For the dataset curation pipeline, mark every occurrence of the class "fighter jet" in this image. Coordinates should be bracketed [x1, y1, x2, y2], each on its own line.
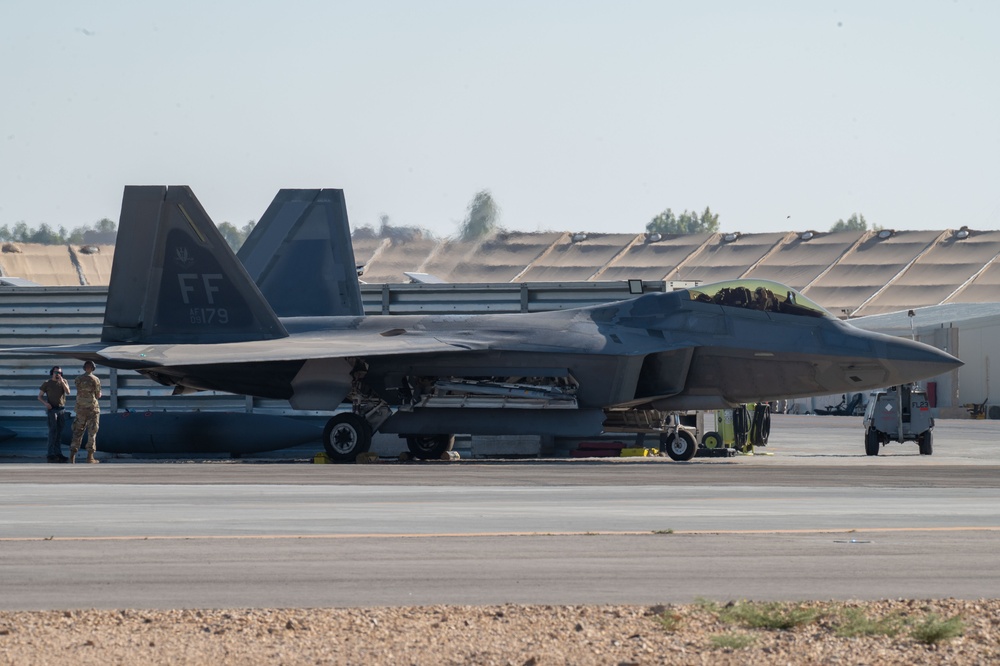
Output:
[19, 186, 962, 461]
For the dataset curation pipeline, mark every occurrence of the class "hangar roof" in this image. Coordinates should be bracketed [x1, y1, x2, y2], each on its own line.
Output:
[0, 243, 113, 286]
[355, 226, 1000, 319]
[6, 227, 1000, 319]
[853, 302, 1000, 336]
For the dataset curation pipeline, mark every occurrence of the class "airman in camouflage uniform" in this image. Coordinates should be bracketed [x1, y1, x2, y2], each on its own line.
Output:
[70, 360, 102, 464]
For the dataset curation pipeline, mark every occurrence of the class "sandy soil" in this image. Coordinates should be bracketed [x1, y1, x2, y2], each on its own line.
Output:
[2, 598, 997, 665]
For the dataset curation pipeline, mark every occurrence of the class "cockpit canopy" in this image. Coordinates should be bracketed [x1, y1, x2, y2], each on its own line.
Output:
[685, 279, 831, 319]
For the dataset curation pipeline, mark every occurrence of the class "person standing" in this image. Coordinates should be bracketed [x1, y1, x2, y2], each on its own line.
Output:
[38, 366, 70, 463]
[70, 360, 102, 464]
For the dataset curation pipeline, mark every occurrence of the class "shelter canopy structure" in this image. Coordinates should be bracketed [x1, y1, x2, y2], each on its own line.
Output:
[8, 215, 1000, 319]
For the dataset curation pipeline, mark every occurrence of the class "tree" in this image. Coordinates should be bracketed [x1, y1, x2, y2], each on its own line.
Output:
[28, 223, 61, 244]
[830, 213, 867, 232]
[67, 227, 87, 244]
[11, 222, 29, 242]
[351, 213, 431, 242]
[0, 217, 119, 245]
[217, 222, 241, 250]
[77, 218, 117, 244]
[352, 223, 378, 240]
[240, 220, 255, 240]
[216, 220, 256, 251]
[646, 206, 720, 235]
[459, 190, 501, 240]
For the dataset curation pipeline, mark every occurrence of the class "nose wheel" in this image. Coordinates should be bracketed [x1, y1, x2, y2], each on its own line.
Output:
[661, 429, 698, 461]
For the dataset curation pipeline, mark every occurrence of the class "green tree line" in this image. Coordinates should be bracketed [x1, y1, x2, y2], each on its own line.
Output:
[646, 207, 720, 235]
[3, 199, 875, 247]
[829, 213, 878, 232]
[0, 218, 258, 251]
[644, 207, 875, 235]
[0, 218, 118, 244]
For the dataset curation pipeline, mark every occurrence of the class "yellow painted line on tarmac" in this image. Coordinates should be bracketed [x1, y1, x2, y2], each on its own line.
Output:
[3, 525, 1000, 542]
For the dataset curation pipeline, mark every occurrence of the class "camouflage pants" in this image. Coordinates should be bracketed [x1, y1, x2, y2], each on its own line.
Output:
[71, 408, 100, 453]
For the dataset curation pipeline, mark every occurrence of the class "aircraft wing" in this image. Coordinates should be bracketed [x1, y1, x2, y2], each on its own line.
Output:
[12, 329, 494, 369]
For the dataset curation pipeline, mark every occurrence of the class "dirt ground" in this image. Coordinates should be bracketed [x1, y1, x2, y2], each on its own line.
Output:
[2, 598, 997, 665]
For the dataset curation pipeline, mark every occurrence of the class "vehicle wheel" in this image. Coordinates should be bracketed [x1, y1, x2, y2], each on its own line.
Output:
[865, 427, 879, 456]
[662, 429, 697, 462]
[406, 434, 455, 460]
[918, 430, 933, 455]
[750, 403, 771, 446]
[701, 430, 723, 449]
[323, 413, 372, 462]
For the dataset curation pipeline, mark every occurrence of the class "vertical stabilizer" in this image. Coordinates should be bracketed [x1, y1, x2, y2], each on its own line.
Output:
[102, 186, 288, 344]
[237, 189, 364, 317]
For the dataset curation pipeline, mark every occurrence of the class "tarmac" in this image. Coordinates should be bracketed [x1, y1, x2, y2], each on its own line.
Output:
[1, 414, 999, 610]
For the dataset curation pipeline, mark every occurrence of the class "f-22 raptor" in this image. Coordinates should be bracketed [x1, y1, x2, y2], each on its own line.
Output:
[27, 186, 962, 461]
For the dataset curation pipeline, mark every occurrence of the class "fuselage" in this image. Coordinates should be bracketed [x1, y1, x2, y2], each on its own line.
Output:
[125, 280, 962, 412]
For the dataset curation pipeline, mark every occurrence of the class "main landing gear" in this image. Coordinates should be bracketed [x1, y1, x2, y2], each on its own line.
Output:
[322, 364, 456, 463]
[322, 413, 372, 462]
[322, 415, 456, 462]
[405, 434, 456, 459]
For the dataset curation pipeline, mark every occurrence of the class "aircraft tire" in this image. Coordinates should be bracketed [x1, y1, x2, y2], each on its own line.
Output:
[865, 427, 880, 456]
[701, 431, 723, 449]
[323, 413, 373, 462]
[405, 434, 455, 460]
[918, 430, 933, 456]
[662, 430, 697, 462]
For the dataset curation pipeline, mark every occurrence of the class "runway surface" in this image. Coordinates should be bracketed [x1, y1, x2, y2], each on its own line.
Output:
[2, 415, 999, 610]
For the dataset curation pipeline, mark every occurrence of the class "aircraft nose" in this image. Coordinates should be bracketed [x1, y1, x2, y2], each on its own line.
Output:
[880, 335, 963, 385]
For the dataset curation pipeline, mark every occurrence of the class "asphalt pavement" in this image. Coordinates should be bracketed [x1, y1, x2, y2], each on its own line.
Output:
[1, 415, 999, 610]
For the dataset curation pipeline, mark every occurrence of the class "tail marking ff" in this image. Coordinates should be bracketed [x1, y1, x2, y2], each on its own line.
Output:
[102, 186, 288, 344]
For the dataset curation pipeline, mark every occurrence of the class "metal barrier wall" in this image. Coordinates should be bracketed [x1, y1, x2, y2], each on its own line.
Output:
[0, 281, 666, 442]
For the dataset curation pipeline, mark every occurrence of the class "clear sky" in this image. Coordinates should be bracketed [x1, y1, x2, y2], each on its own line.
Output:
[2, 1, 997, 238]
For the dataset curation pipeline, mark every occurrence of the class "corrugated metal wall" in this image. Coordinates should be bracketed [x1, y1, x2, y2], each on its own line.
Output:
[0, 287, 248, 441]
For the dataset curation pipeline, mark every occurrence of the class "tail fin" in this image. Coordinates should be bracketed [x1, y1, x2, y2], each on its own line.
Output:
[102, 186, 288, 344]
[237, 189, 364, 317]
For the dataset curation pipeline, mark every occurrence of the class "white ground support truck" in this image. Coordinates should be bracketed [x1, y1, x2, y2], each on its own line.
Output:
[863, 385, 934, 456]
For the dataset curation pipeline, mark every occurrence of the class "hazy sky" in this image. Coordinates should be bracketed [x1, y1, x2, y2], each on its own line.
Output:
[2, 1, 997, 238]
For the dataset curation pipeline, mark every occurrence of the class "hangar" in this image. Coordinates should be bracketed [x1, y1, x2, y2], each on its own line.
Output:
[349, 226, 1000, 319]
[6, 225, 999, 318]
